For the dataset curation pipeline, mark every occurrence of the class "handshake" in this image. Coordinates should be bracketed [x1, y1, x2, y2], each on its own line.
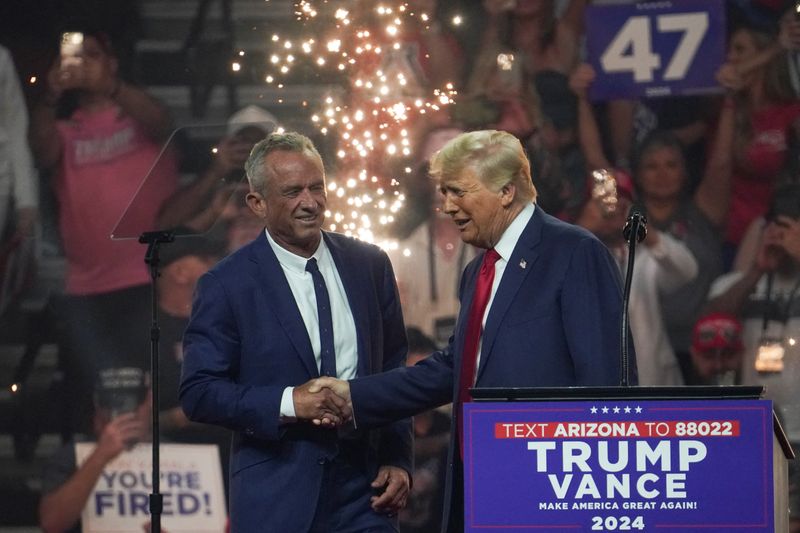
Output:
[293, 377, 353, 427]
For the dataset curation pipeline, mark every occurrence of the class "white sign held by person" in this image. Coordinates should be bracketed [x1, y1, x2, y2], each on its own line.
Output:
[75, 443, 226, 533]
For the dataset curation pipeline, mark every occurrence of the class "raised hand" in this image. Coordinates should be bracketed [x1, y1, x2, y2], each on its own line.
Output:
[715, 63, 744, 93]
[95, 412, 147, 461]
[569, 63, 596, 99]
[293, 379, 351, 426]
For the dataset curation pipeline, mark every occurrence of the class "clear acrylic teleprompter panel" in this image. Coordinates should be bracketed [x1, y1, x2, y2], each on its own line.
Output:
[110, 122, 270, 241]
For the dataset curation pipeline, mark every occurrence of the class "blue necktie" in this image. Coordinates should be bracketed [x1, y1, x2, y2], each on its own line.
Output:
[306, 258, 337, 377]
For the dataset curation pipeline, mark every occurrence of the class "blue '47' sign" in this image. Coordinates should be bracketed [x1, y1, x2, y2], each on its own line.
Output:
[585, 0, 725, 101]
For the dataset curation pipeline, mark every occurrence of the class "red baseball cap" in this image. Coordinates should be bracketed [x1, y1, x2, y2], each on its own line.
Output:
[691, 313, 744, 352]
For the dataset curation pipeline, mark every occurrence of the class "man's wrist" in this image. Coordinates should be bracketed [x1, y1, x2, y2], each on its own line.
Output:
[280, 386, 297, 421]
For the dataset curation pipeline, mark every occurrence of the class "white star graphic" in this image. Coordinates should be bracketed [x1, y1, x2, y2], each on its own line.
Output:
[602, 406, 609, 414]
[635, 406, 643, 413]
[590, 406, 598, 414]
[624, 406, 632, 414]
[613, 406, 621, 414]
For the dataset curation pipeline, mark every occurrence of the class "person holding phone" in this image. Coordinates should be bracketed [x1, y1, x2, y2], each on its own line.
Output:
[704, 183, 800, 530]
[174, 105, 280, 252]
[29, 25, 178, 435]
[39, 368, 151, 533]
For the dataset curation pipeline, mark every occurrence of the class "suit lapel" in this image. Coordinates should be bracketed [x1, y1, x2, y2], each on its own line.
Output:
[452, 262, 477, 387]
[323, 233, 370, 376]
[250, 232, 319, 377]
[475, 207, 543, 382]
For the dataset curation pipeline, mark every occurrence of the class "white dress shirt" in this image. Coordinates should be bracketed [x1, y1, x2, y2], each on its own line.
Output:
[265, 230, 358, 418]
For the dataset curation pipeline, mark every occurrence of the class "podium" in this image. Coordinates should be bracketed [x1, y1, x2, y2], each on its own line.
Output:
[464, 386, 794, 532]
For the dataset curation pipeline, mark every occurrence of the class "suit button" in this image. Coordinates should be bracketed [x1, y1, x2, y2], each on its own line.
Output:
[244, 428, 254, 437]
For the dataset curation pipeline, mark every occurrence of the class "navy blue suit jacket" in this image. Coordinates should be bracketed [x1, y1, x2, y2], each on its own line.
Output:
[180, 231, 412, 532]
[350, 207, 634, 531]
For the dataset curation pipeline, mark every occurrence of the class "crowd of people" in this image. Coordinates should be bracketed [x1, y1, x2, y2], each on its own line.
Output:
[1, 0, 800, 531]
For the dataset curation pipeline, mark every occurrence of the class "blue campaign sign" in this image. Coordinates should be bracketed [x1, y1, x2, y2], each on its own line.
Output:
[585, 0, 726, 101]
[463, 399, 774, 532]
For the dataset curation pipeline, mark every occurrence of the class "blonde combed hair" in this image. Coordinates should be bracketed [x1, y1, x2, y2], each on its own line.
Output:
[429, 130, 536, 203]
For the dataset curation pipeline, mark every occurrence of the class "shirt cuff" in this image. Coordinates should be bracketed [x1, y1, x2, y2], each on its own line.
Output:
[280, 386, 297, 423]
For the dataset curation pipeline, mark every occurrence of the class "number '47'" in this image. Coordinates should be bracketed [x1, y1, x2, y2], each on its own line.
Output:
[601, 13, 709, 82]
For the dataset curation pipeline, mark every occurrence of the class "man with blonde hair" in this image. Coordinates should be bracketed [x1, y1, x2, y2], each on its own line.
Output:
[312, 129, 631, 531]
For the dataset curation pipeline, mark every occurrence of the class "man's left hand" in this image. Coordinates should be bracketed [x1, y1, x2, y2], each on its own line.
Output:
[370, 465, 410, 515]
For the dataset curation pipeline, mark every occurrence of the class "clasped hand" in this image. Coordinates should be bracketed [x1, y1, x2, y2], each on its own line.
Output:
[292, 377, 352, 427]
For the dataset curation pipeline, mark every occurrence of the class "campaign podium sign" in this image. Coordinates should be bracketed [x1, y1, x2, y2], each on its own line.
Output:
[75, 442, 227, 533]
[464, 388, 792, 532]
[585, 0, 726, 101]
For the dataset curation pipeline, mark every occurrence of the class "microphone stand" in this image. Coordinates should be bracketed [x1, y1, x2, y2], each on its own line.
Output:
[620, 212, 647, 387]
[139, 230, 175, 533]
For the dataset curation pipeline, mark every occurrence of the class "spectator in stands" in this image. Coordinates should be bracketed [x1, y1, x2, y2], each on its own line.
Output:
[482, 0, 587, 77]
[572, 63, 731, 383]
[574, 169, 698, 386]
[704, 184, 800, 529]
[399, 328, 450, 533]
[688, 313, 744, 385]
[0, 44, 38, 317]
[525, 70, 585, 219]
[456, 1, 536, 140]
[177, 105, 278, 251]
[29, 25, 178, 433]
[714, 20, 800, 258]
[0, 44, 38, 244]
[401, 0, 465, 91]
[457, 0, 589, 141]
[396, 0, 467, 208]
[154, 231, 231, 495]
[388, 127, 477, 346]
[39, 367, 150, 533]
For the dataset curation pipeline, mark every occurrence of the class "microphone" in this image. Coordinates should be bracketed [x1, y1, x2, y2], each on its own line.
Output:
[619, 207, 647, 387]
[622, 209, 647, 243]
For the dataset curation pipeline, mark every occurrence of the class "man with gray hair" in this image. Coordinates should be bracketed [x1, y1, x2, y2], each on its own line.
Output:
[179, 131, 412, 532]
[312, 129, 631, 531]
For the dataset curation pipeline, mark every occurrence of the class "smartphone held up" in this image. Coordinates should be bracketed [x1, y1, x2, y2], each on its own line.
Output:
[60, 31, 84, 67]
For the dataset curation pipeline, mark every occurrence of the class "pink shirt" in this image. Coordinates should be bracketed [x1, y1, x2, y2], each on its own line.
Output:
[56, 106, 177, 295]
[726, 102, 800, 245]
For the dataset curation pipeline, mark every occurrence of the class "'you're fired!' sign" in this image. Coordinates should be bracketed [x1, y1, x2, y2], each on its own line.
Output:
[75, 443, 226, 532]
[463, 399, 774, 532]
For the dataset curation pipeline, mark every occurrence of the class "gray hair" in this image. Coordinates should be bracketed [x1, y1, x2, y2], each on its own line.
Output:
[244, 131, 324, 193]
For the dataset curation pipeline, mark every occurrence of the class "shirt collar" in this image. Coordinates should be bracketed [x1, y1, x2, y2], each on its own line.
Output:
[264, 229, 326, 274]
[494, 202, 535, 262]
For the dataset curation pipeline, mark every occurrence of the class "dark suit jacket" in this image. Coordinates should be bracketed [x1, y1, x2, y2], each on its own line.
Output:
[180, 231, 412, 532]
[350, 207, 634, 531]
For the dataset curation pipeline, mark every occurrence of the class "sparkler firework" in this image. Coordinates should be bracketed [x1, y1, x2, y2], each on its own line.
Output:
[260, 1, 459, 248]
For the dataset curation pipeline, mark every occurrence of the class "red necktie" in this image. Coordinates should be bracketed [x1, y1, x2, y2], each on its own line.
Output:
[458, 248, 501, 454]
